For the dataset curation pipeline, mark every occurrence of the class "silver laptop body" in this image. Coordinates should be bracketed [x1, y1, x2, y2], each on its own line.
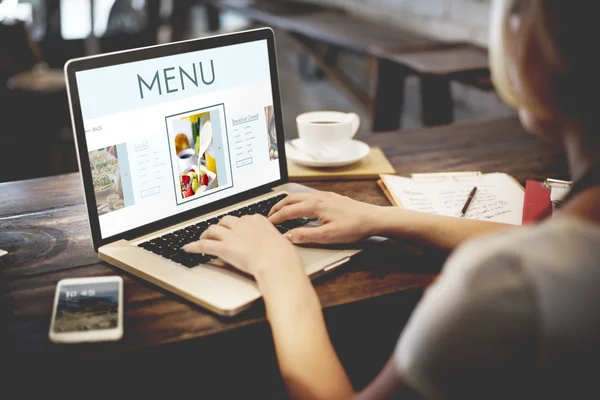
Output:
[65, 28, 371, 316]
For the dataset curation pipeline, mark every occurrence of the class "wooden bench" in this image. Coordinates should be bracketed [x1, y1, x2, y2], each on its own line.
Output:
[213, 3, 440, 105]
[374, 44, 491, 131]
[213, 1, 491, 131]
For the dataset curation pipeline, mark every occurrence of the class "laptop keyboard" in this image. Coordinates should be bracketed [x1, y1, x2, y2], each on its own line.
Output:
[137, 194, 313, 268]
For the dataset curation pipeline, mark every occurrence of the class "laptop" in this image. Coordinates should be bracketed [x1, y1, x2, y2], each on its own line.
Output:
[65, 28, 372, 316]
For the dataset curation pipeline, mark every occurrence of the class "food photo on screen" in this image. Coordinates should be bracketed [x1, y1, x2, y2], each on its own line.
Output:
[265, 105, 278, 160]
[166, 105, 231, 204]
[89, 145, 133, 215]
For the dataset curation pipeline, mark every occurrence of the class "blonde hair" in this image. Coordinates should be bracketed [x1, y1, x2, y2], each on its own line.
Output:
[490, 0, 599, 131]
[489, 0, 519, 108]
[490, 0, 521, 108]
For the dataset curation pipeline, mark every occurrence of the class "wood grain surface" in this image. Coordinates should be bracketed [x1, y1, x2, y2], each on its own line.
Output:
[0, 117, 568, 395]
[382, 44, 489, 76]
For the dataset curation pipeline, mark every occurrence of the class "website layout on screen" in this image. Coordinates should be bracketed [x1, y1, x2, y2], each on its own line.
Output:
[76, 40, 281, 239]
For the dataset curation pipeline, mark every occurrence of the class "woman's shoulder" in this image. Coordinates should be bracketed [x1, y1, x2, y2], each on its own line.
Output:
[394, 218, 600, 399]
[447, 216, 600, 324]
[449, 216, 600, 279]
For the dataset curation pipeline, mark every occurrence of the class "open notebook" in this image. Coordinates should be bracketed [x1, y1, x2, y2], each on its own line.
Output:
[379, 172, 525, 225]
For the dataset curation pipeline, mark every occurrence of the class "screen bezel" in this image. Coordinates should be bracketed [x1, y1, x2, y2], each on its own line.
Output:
[48, 276, 124, 343]
[65, 28, 289, 250]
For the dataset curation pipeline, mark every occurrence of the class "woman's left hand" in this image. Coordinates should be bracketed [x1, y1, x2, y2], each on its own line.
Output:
[183, 214, 303, 280]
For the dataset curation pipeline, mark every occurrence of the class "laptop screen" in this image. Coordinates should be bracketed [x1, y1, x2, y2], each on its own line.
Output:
[75, 39, 282, 239]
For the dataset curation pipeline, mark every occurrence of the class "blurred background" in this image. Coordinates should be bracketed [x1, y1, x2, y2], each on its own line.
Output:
[0, 0, 514, 183]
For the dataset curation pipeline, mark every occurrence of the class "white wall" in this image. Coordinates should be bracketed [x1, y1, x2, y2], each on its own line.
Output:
[308, 0, 491, 47]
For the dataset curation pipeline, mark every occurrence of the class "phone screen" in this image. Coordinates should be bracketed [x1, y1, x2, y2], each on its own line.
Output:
[53, 281, 120, 333]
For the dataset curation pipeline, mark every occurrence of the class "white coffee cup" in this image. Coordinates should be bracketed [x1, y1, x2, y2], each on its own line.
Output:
[296, 111, 360, 151]
[177, 148, 196, 171]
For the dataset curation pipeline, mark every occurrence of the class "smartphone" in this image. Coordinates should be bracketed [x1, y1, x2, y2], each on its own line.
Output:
[49, 276, 124, 343]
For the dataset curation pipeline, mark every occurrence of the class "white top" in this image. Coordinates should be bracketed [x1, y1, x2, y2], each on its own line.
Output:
[394, 217, 600, 399]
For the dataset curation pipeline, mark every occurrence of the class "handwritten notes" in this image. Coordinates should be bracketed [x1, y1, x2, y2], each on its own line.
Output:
[381, 173, 524, 225]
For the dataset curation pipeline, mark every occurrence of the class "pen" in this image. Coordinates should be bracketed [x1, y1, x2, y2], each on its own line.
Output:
[460, 186, 478, 217]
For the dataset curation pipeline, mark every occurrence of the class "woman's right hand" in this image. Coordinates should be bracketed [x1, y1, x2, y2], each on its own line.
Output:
[268, 192, 385, 244]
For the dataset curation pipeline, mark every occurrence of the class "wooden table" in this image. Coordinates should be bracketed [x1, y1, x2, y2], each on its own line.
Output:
[0, 117, 568, 397]
[7, 68, 66, 94]
[216, 0, 436, 54]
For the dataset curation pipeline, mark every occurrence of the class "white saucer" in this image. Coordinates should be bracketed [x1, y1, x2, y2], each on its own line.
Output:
[285, 139, 370, 168]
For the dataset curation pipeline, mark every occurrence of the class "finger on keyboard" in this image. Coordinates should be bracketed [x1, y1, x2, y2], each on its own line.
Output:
[268, 193, 309, 217]
[269, 202, 315, 225]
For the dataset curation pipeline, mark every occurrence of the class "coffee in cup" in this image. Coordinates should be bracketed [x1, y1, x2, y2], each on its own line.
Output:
[295, 111, 360, 159]
[107, 193, 120, 210]
[177, 148, 196, 171]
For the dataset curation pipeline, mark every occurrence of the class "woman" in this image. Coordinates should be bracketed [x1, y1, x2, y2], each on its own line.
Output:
[185, 0, 600, 398]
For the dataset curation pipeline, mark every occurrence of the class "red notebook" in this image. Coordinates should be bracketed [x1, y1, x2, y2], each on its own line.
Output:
[522, 180, 551, 224]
